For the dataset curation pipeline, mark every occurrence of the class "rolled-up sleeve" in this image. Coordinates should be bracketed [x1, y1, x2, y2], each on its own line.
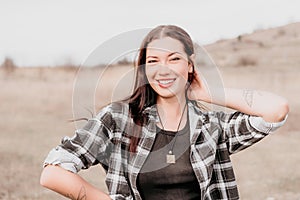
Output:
[249, 114, 288, 134]
[43, 146, 84, 173]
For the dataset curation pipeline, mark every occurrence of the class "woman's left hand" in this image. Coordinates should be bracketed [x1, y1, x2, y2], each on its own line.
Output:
[187, 66, 211, 103]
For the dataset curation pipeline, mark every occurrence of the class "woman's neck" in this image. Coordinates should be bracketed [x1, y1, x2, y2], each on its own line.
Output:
[156, 96, 188, 131]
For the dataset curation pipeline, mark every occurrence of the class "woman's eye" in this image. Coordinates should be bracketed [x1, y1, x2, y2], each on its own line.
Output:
[147, 60, 157, 64]
[170, 57, 180, 61]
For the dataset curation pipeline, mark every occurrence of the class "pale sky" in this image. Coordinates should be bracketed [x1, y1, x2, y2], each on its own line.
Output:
[1, 0, 300, 67]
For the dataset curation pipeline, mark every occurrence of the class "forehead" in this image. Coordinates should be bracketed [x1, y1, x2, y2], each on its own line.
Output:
[146, 37, 185, 55]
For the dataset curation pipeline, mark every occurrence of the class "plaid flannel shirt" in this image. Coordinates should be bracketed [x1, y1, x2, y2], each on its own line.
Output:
[44, 101, 286, 200]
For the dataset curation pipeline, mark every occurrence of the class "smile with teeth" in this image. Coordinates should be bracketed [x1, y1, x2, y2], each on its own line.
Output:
[157, 78, 176, 86]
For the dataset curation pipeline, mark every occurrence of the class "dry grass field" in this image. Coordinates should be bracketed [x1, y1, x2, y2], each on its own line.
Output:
[1, 22, 300, 199]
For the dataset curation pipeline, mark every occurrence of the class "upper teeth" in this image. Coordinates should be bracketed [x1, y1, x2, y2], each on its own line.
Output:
[158, 79, 174, 84]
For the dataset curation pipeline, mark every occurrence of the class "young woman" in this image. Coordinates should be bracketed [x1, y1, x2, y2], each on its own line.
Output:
[40, 25, 289, 200]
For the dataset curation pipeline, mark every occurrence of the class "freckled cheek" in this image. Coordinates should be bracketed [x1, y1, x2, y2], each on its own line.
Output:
[145, 68, 159, 91]
[173, 65, 189, 81]
[145, 66, 157, 83]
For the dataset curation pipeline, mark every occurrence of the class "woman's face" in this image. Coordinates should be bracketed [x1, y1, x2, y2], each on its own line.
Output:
[145, 37, 192, 101]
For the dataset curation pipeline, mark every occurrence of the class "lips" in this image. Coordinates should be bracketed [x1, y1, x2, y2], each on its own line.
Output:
[157, 78, 176, 88]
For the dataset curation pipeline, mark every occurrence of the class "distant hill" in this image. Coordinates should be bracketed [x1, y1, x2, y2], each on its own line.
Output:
[204, 22, 300, 69]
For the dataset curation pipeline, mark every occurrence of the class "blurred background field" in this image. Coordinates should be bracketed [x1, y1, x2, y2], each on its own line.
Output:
[0, 23, 300, 199]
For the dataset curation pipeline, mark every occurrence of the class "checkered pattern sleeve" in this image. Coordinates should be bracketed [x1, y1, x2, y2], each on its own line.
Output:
[44, 105, 115, 173]
[217, 111, 287, 154]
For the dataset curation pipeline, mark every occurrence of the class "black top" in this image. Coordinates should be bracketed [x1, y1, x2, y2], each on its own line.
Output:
[137, 122, 201, 200]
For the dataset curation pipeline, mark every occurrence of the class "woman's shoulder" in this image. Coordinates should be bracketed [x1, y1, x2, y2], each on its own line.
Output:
[188, 100, 214, 116]
[106, 101, 129, 111]
[95, 101, 131, 122]
[188, 101, 246, 122]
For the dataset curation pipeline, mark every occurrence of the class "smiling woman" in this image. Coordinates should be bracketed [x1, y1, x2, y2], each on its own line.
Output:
[40, 25, 289, 200]
[145, 37, 193, 104]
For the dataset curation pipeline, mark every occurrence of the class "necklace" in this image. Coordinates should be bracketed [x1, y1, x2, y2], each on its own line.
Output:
[157, 102, 187, 164]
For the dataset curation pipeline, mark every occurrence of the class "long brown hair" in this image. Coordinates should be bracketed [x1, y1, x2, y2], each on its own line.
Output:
[127, 25, 195, 153]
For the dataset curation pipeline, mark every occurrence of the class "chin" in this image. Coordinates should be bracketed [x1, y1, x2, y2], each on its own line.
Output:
[155, 90, 184, 100]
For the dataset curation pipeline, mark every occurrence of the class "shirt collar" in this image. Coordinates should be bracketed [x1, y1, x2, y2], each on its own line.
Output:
[142, 100, 204, 122]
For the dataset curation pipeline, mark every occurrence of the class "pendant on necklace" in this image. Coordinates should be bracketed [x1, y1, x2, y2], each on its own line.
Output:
[166, 151, 176, 164]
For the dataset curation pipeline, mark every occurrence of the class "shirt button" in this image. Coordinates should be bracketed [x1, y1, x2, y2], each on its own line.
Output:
[201, 115, 206, 121]
[61, 136, 70, 144]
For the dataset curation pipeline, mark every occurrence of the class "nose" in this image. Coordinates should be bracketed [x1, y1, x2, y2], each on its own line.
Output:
[157, 61, 172, 74]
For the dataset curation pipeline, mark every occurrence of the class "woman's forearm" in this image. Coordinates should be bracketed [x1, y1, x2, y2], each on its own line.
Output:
[206, 88, 289, 122]
[40, 165, 111, 200]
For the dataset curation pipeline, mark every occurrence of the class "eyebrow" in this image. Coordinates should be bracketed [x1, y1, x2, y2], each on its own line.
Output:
[146, 52, 181, 59]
